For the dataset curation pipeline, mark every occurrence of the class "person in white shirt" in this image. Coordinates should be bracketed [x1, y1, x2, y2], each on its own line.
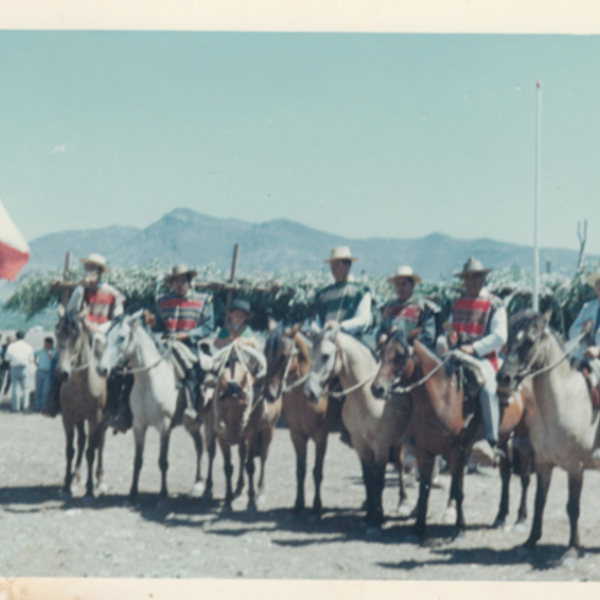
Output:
[5, 331, 34, 413]
[569, 272, 600, 362]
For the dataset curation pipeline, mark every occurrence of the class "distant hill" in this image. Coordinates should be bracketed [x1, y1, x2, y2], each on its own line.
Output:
[20, 207, 598, 281]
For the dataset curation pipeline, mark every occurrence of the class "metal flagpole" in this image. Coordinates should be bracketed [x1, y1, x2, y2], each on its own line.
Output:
[533, 79, 542, 313]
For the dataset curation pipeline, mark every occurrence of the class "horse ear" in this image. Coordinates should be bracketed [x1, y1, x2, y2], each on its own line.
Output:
[57, 304, 65, 318]
[267, 317, 278, 332]
[310, 321, 321, 334]
[286, 323, 302, 337]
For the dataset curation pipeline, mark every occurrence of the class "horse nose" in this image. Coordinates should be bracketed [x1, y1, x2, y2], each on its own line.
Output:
[496, 371, 512, 388]
[96, 365, 109, 378]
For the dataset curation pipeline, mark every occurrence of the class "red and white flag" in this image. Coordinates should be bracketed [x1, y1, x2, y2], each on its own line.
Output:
[0, 199, 30, 280]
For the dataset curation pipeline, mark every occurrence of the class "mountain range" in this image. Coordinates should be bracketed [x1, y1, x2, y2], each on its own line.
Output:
[20, 208, 598, 281]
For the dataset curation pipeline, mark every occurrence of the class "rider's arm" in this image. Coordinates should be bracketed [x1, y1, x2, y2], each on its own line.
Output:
[340, 292, 372, 336]
[66, 285, 85, 314]
[472, 304, 507, 357]
[568, 300, 594, 340]
[188, 302, 214, 343]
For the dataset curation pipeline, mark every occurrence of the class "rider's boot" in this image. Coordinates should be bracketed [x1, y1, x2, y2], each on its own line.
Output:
[40, 379, 62, 418]
[107, 374, 133, 434]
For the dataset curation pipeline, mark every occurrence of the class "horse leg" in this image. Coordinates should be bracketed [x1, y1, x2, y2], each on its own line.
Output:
[189, 429, 204, 496]
[515, 451, 531, 527]
[290, 428, 308, 514]
[360, 460, 374, 525]
[246, 432, 257, 513]
[258, 427, 275, 496]
[311, 428, 328, 516]
[493, 439, 511, 529]
[448, 451, 467, 537]
[203, 421, 216, 501]
[524, 462, 553, 549]
[129, 426, 147, 502]
[95, 423, 108, 494]
[158, 429, 171, 499]
[413, 449, 435, 539]
[566, 472, 583, 553]
[393, 444, 410, 515]
[219, 437, 234, 513]
[84, 420, 102, 498]
[73, 421, 86, 485]
[371, 461, 386, 529]
[234, 438, 247, 499]
[62, 419, 75, 497]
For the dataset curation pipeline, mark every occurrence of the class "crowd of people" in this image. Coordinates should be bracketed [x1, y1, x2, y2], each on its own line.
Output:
[0, 331, 57, 413]
[5, 247, 600, 470]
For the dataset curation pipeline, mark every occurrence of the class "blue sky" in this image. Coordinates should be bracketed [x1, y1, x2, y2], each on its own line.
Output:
[1, 32, 599, 253]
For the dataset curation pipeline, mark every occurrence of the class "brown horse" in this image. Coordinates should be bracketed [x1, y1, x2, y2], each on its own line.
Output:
[203, 344, 282, 513]
[371, 329, 535, 539]
[55, 307, 108, 499]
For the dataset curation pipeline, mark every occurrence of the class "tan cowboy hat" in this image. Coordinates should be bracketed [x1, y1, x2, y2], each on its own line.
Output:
[586, 272, 600, 288]
[324, 246, 358, 263]
[79, 253, 111, 274]
[165, 263, 198, 283]
[454, 257, 492, 278]
[387, 265, 422, 285]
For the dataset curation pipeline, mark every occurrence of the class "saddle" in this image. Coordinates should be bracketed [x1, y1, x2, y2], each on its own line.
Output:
[445, 350, 486, 419]
[153, 337, 198, 381]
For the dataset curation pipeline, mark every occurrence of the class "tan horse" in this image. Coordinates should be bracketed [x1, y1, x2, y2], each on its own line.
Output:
[497, 310, 600, 559]
[372, 329, 535, 538]
[203, 344, 282, 513]
[304, 324, 411, 529]
[55, 307, 108, 499]
[263, 323, 342, 516]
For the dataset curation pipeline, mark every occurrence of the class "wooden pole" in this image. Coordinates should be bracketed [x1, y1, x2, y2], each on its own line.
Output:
[61, 251, 72, 306]
[225, 243, 240, 320]
[533, 79, 542, 313]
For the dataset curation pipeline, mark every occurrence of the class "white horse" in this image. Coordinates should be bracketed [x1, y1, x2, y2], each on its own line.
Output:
[497, 310, 600, 560]
[303, 324, 411, 528]
[97, 311, 205, 502]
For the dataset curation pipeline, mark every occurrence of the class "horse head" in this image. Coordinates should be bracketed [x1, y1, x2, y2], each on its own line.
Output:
[371, 328, 413, 399]
[96, 310, 144, 378]
[497, 309, 552, 393]
[55, 306, 91, 379]
[303, 322, 341, 402]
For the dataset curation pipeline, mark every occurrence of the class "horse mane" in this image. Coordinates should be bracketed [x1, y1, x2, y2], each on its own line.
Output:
[264, 323, 285, 364]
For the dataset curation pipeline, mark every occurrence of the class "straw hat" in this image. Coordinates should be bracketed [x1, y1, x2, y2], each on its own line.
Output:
[454, 257, 492, 278]
[79, 253, 111, 274]
[586, 272, 600, 288]
[387, 265, 422, 285]
[165, 263, 198, 283]
[324, 246, 358, 263]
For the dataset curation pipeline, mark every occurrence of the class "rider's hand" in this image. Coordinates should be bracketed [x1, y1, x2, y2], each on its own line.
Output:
[459, 344, 475, 355]
[582, 319, 595, 336]
[584, 346, 600, 360]
[144, 310, 156, 328]
[174, 332, 190, 341]
[447, 331, 458, 347]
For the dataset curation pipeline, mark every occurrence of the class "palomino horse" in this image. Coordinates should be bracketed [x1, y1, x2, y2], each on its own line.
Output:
[371, 329, 535, 538]
[54, 307, 109, 498]
[263, 323, 342, 516]
[96, 311, 205, 501]
[497, 310, 600, 558]
[203, 343, 281, 513]
[304, 324, 412, 528]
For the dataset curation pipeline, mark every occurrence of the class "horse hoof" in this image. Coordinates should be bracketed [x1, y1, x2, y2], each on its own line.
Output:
[202, 488, 213, 501]
[58, 490, 72, 501]
[247, 502, 257, 514]
[220, 504, 233, 516]
[365, 526, 382, 538]
[396, 504, 414, 519]
[190, 483, 204, 498]
[442, 506, 457, 525]
[96, 482, 109, 495]
[81, 495, 95, 506]
[561, 548, 581, 567]
[512, 521, 528, 534]
[403, 532, 422, 545]
[492, 517, 506, 530]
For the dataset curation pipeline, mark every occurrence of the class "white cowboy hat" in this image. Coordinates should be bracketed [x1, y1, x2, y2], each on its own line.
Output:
[387, 265, 422, 285]
[454, 257, 492, 278]
[165, 263, 198, 283]
[586, 272, 600, 288]
[79, 253, 111, 274]
[324, 246, 358, 263]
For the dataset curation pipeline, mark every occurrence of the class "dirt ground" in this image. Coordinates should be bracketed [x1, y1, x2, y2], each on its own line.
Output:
[2, 396, 600, 582]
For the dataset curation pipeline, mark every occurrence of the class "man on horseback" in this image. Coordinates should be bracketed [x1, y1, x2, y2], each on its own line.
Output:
[447, 257, 507, 463]
[314, 246, 372, 335]
[569, 271, 600, 410]
[214, 299, 259, 350]
[377, 266, 440, 351]
[41, 253, 126, 421]
[145, 264, 214, 427]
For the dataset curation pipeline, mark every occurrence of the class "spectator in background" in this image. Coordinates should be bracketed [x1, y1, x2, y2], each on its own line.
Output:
[34, 337, 56, 412]
[5, 331, 34, 413]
